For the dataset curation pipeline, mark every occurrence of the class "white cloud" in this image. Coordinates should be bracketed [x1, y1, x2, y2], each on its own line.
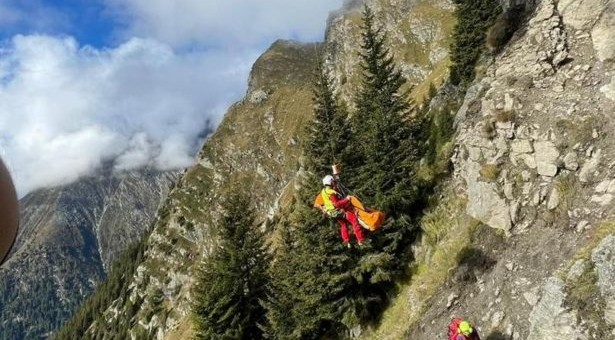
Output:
[0, 35, 257, 196]
[0, 1, 343, 196]
[105, 0, 343, 48]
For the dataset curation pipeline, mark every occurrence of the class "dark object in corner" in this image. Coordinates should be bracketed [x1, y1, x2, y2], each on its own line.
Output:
[0, 157, 18, 266]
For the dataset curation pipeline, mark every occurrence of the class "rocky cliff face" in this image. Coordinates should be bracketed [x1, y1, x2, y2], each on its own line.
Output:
[364, 1, 615, 339]
[0, 169, 176, 339]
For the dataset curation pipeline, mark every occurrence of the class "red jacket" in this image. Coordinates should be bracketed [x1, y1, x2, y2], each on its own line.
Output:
[448, 319, 480, 340]
[329, 190, 351, 210]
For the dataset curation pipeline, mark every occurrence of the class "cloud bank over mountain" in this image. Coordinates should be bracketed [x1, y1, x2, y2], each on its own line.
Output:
[0, 0, 342, 196]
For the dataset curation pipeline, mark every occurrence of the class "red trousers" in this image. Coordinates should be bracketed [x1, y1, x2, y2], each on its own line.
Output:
[337, 210, 364, 243]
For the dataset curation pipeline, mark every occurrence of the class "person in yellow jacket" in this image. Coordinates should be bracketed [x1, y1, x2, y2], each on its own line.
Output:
[448, 317, 481, 340]
[320, 175, 365, 247]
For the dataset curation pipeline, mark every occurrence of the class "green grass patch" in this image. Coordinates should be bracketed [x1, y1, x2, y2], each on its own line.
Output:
[361, 194, 480, 339]
[559, 220, 615, 337]
[555, 175, 577, 211]
[421, 195, 467, 247]
[574, 221, 615, 261]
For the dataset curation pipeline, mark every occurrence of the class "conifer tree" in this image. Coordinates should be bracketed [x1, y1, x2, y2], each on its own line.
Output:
[449, 0, 501, 85]
[265, 191, 352, 339]
[264, 63, 355, 339]
[268, 10, 428, 333]
[339, 5, 426, 322]
[348, 4, 423, 252]
[305, 62, 351, 175]
[192, 191, 269, 340]
[349, 5, 421, 213]
[263, 223, 299, 338]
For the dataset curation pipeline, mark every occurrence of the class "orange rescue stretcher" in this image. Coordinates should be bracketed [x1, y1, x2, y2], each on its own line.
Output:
[313, 194, 385, 232]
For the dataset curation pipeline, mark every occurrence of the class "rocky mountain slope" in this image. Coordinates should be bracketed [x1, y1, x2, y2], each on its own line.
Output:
[362, 0, 615, 339]
[0, 169, 176, 339]
[64, 0, 615, 339]
[79, 39, 323, 339]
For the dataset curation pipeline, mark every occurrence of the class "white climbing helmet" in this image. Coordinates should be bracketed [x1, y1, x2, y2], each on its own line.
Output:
[322, 175, 334, 186]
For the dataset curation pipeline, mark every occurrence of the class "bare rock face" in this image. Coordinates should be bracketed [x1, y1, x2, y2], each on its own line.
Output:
[511, 139, 533, 154]
[592, 235, 615, 325]
[591, 2, 615, 62]
[534, 141, 560, 177]
[579, 149, 602, 183]
[527, 277, 580, 340]
[602, 76, 615, 101]
[563, 151, 579, 170]
[560, 0, 615, 62]
[547, 187, 560, 210]
[559, 0, 609, 30]
[453, 0, 615, 234]
[366, 0, 615, 338]
[463, 160, 512, 233]
[533, 0, 569, 68]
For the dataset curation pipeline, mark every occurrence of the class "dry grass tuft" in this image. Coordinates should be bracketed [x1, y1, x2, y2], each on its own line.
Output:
[481, 119, 497, 139]
[479, 163, 500, 181]
[494, 109, 515, 123]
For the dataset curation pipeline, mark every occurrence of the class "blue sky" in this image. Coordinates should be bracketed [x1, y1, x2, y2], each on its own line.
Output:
[0, 0, 344, 195]
[0, 0, 116, 47]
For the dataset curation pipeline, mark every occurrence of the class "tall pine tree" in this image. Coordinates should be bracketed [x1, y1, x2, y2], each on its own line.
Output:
[268, 6, 430, 336]
[449, 0, 501, 85]
[347, 4, 423, 259]
[265, 192, 353, 339]
[305, 61, 351, 175]
[192, 190, 269, 340]
[264, 62, 355, 339]
[339, 5, 426, 322]
[350, 5, 421, 211]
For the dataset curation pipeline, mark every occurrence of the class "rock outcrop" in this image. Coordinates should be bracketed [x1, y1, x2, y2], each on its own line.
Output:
[527, 278, 580, 340]
[453, 0, 614, 237]
[592, 235, 615, 326]
[379, 0, 615, 338]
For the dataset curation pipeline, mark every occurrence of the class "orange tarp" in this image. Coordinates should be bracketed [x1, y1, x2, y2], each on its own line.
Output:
[350, 196, 385, 231]
[313, 193, 385, 231]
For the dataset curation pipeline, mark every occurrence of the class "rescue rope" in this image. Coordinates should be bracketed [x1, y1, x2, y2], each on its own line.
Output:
[336, 181, 369, 213]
